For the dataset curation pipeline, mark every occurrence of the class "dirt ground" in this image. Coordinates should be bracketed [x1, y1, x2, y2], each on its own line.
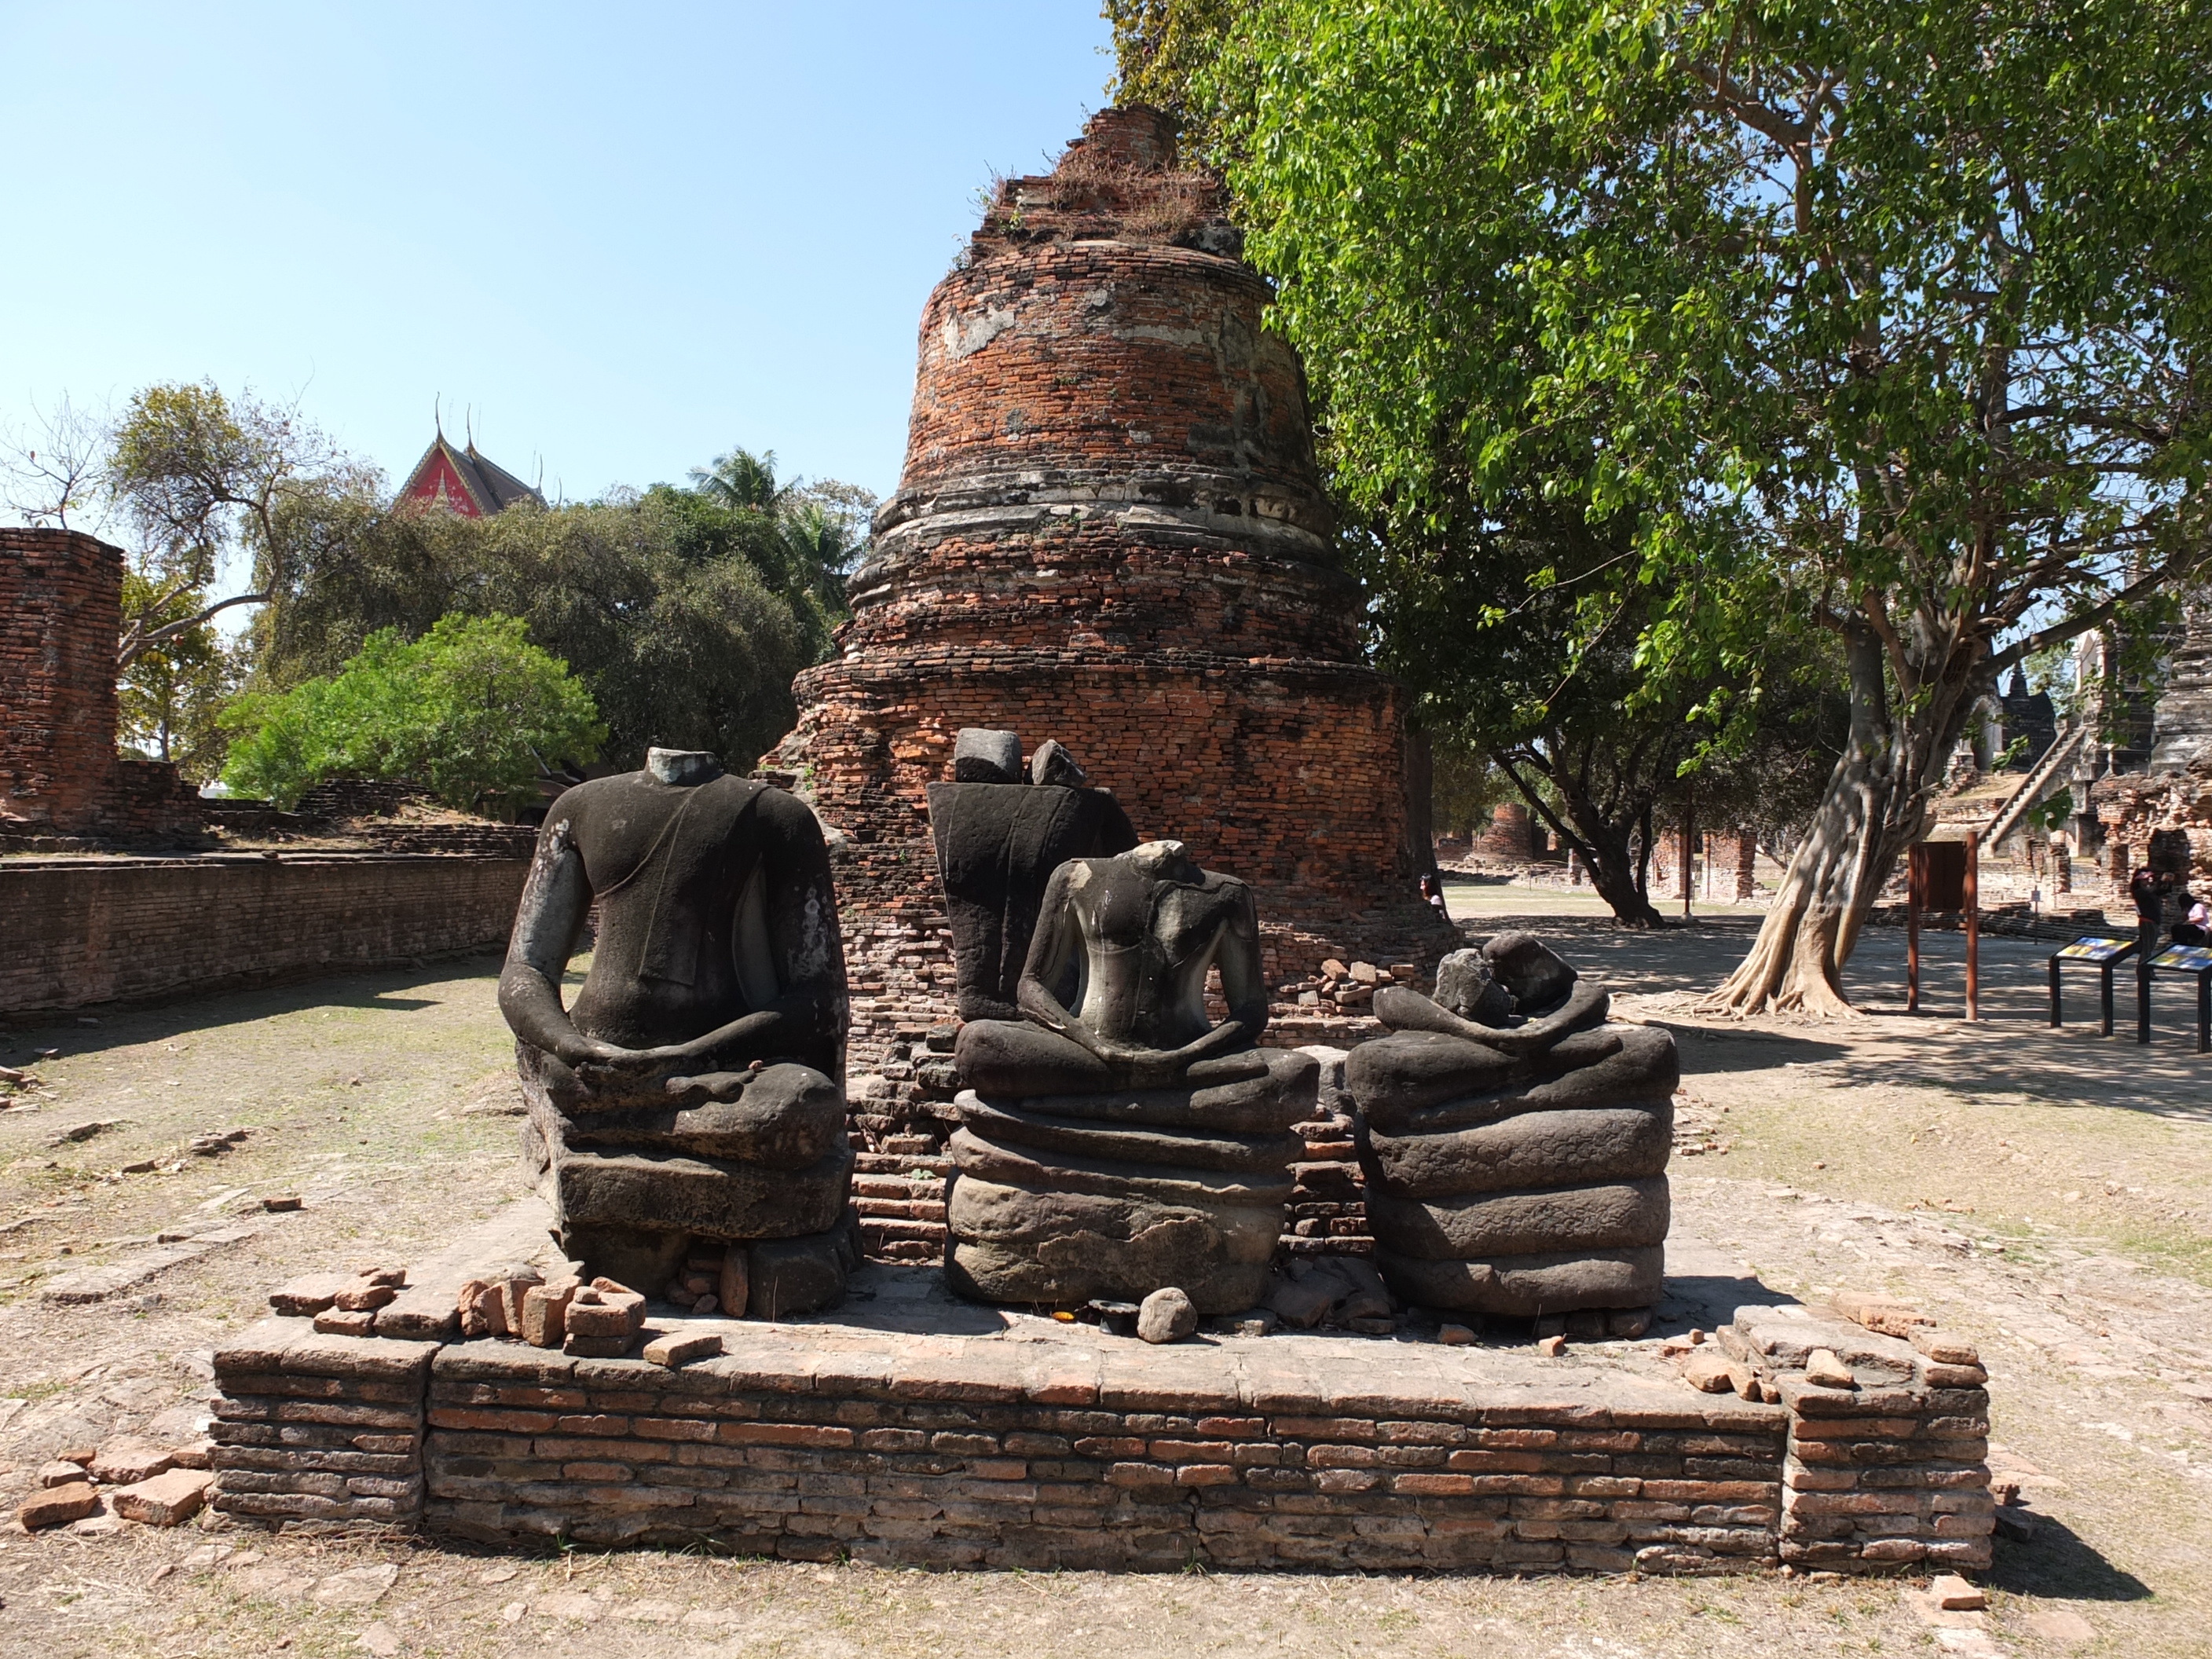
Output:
[1, 886, 2207, 1657]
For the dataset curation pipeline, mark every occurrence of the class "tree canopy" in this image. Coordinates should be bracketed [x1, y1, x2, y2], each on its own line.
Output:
[1134, 0, 2212, 1003]
[264, 452, 867, 775]
[116, 572, 241, 782]
[221, 613, 605, 813]
[104, 381, 368, 668]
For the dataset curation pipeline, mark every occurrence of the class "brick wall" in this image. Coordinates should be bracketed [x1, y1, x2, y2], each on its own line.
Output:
[209, 1320, 435, 1527]
[211, 1301, 1990, 1576]
[415, 1351, 1787, 1570]
[0, 853, 528, 1015]
[1721, 1305, 1994, 1572]
[1, 526, 126, 829]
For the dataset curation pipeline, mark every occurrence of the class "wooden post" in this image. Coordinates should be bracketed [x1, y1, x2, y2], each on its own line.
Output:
[1907, 844, 1924, 1013]
[1681, 806, 1694, 919]
[1964, 830, 1981, 1022]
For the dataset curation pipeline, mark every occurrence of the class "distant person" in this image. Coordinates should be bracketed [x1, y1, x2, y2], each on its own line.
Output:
[1420, 870, 1448, 921]
[2132, 866, 2163, 953]
[2175, 895, 2211, 948]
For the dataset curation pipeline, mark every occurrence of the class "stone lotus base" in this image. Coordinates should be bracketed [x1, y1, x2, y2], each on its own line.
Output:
[205, 1206, 1994, 1577]
[1351, 1021, 1679, 1317]
[943, 1064, 1314, 1315]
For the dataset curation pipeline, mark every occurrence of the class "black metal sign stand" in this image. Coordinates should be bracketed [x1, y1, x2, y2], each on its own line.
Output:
[2137, 943, 2212, 1052]
[2047, 936, 2140, 1037]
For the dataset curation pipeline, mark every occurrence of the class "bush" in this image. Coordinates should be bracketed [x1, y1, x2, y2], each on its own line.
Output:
[221, 613, 603, 813]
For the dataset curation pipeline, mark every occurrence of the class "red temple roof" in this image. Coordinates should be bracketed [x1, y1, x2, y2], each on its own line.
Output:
[397, 434, 545, 518]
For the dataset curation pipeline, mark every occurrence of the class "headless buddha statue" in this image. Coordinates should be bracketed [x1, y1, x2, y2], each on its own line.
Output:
[1347, 934, 1677, 1325]
[500, 748, 857, 1303]
[947, 840, 1316, 1313]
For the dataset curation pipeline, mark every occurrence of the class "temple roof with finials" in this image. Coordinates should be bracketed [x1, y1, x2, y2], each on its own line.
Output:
[397, 433, 545, 518]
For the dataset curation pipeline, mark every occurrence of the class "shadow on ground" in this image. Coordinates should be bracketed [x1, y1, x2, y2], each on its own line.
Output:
[1987, 1518, 2155, 1603]
[0, 954, 507, 1061]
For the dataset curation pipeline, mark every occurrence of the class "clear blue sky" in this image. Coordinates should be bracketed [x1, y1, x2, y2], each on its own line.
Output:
[0, 2, 1115, 514]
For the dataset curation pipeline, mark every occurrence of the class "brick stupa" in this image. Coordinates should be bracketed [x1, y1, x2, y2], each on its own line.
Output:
[769, 107, 1450, 1093]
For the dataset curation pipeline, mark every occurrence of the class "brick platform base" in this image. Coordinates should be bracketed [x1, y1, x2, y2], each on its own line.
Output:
[208, 1222, 1992, 1575]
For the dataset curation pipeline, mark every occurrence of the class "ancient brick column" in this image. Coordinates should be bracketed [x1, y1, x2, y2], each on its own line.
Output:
[771, 107, 1449, 1083]
[0, 527, 126, 830]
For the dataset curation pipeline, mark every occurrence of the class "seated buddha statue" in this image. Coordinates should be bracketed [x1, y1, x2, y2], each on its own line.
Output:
[1347, 934, 1677, 1328]
[947, 840, 1317, 1313]
[499, 748, 858, 1305]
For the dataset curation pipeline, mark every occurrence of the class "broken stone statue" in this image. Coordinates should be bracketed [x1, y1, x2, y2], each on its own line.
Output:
[946, 837, 1317, 1313]
[928, 729, 1139, 1022]
[1346, 932, 1676, 1318]
[500, 747, 859, 1308]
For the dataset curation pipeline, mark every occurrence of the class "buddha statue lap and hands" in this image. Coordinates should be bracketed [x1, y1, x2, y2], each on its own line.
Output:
[499, 747, 859, 1305]
[947, 840, 1317, 1313]
[1347, 934, 1679, 1326]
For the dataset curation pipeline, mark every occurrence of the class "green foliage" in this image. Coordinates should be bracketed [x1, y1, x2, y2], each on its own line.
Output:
[1428, 736, 1514, 838]
[116, 572, 244, 781]
[221, 613, 603, 813]
[261, 447, 872, 773]
[1188, 0, 2212, 958]
[106, 381, 362, 649]
[1105, 1, 1246, 139]
[1210, 0, 2212, 599]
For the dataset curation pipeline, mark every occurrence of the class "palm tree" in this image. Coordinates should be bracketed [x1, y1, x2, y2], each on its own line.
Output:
[688, 447, 792, 515]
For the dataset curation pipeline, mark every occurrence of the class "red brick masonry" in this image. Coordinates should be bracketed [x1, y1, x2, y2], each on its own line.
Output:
[0, 853, 528, 1015]
[0, 526, 203, 842]
[770, 108, 1452, 1074]
[211, 1301, 1990, 1575]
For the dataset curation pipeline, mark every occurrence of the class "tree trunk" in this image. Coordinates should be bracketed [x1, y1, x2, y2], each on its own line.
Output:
[1701, 622, 1974, 1016]
[1403, 725, 1440, 877]
[1492, 749, 1668, 927]
[1578, 827, 1668, 926]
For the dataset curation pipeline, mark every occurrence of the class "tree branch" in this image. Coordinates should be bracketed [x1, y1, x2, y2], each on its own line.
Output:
[1992, 551, 2207, 673]
[116, 591, 265, 670]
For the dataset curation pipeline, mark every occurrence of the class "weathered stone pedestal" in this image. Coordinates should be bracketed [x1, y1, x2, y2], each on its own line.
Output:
[1351, 939, 1677, 1318]
[944, 1066, 1313, 1313]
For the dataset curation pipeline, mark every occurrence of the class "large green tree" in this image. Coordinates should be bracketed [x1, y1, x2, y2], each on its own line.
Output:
[1377, 495, 1844, 922]
[1160, 0, 2212, 1011]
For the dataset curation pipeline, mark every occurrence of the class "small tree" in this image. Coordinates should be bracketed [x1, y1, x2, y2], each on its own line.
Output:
[117, 573, 243, 781]
[106, 381, 371, 669]
[222, 613, 603, 814]
[0, 394, 106, 530]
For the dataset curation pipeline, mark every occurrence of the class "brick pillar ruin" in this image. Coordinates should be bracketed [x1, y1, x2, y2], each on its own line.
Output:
[1478, 801, 1535, 859]
[1, 527, 128, 830]
[771, 106, 1452, 1079]
[1705, 830, 1759, 900]
[1, 526, 200, 845]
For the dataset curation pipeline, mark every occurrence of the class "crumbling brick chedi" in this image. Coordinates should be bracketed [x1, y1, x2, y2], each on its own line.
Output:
[769, 108, 1450, 1075]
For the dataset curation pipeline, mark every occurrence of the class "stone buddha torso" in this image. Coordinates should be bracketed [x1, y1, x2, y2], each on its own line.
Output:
[552, 773, 806, 1058]
[945, 838, 1317, 1312]
[497, 749, 855, 1298]
[1042, 856, 1254, 1055]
